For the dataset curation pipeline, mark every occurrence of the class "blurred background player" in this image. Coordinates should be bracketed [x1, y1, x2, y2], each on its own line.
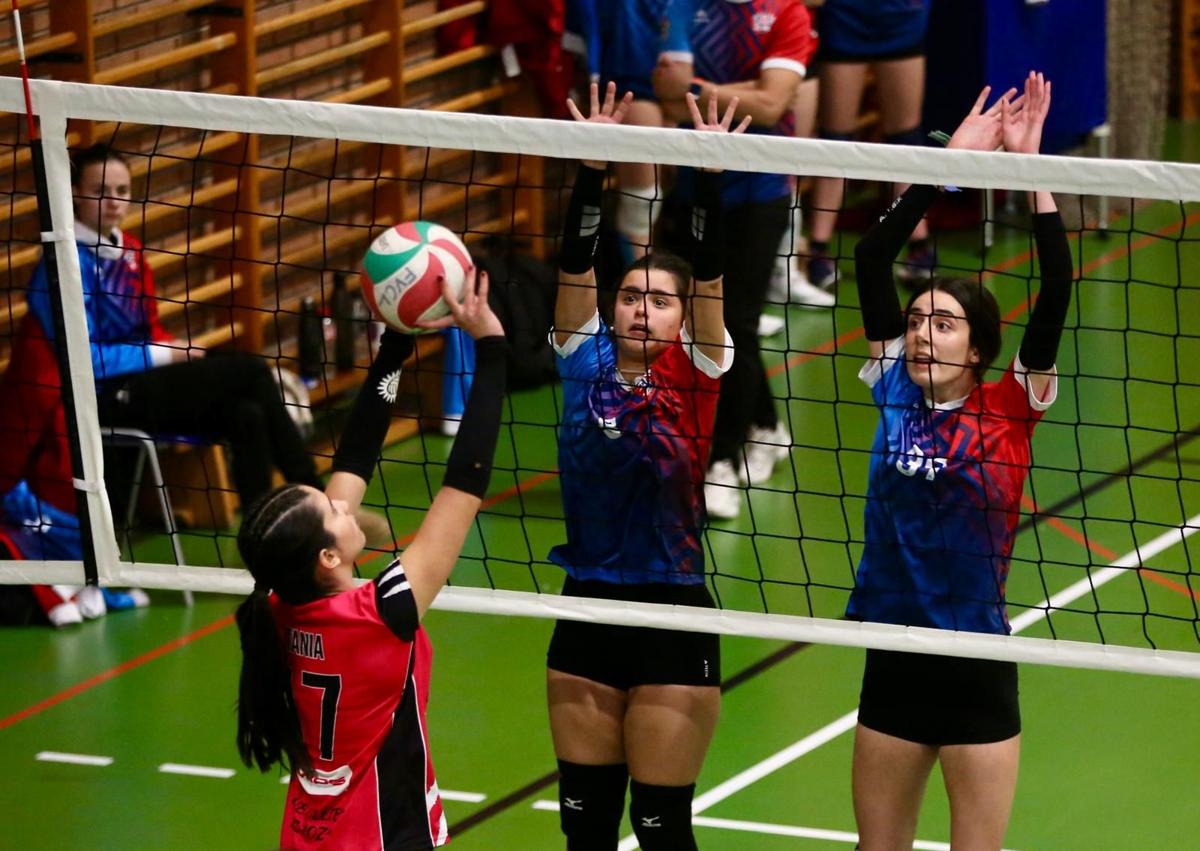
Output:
[235, 272, 507, 850]
[26, 144, 329, 518]
[848, 75, 1069, 851]
[547, 84, 738, 851]
[807, 0, 934, 289]
[654, 0, 831, 521]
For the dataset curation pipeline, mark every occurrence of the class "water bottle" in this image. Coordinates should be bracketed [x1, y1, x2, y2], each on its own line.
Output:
[298, 296, 324, 384]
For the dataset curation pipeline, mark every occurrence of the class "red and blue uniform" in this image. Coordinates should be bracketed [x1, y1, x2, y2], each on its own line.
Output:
[663, 0, 816, 205]
[25, 224, 173, 384]
[847, 338, 1057, 634]
[550, 313, 730, 585]
[272, 560, 447, 850]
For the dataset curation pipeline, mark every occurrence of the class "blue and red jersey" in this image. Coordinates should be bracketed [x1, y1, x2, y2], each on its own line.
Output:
[664, 0, 816, 205]
[25, 223, 173, 384]
[847, 338, 1056, 635]
[272, 561, 447, 850]
[551, 312, 730, 585]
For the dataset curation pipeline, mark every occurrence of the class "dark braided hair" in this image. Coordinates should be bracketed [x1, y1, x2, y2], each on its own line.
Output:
[234, 484, 333, 774]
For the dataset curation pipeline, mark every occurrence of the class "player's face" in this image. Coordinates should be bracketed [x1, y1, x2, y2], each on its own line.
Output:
[905, 289, 980, 402]
[73, 159, 132, 234]
[613, 267, 685, 368]
[310, 489, 366, 567]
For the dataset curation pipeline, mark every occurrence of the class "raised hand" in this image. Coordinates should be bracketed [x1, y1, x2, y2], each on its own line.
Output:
[945, 85, 1017, 153]
[1002, 71, 1052, 155]
[566, 81, 634, 171]
[417, 269, 504, 340]
[685, 92, 751, 174]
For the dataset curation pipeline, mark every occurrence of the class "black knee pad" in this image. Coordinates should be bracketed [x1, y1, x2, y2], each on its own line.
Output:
[629, 779, 697, 851]
[557, 760, 628, 851]
[884, 126, 926, 148]
[819, 128, 854, 143]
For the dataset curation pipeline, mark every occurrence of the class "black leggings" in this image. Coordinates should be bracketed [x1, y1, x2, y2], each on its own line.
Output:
[711, 197, 788, 464]
[97, 353, 320, 507]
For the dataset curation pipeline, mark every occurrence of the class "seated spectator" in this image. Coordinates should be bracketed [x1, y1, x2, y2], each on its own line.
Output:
[24, 144, 326, 514]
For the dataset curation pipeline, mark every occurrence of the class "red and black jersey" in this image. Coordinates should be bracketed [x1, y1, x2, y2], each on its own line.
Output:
[272, 561, 447, 850]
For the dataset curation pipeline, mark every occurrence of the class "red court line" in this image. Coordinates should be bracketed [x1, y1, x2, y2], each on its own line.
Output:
[1021, 496, 1200, 602]
[0, 613, 235, 732]
[7, 208, 1194, 732]
[357, 469, 561, 570]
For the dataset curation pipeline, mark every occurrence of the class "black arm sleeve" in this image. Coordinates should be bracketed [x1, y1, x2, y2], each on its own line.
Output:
[442, 335, 508, 498]
[1018, 212, 1073, 371]
[854, 184, 939, 341]
[331, 330, 416, 483]
[559, 164, 606, 275]
[688, 170, 725, 283]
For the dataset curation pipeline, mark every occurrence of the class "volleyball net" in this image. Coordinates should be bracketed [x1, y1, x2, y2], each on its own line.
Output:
[2, 78, 1198, 678]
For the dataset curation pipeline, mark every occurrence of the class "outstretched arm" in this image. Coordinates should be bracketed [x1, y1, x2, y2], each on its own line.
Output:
[855, 86, 1013, 359]
[325, 328, 417, 511]
[395, 275, 508, 618]
[1003, 72, 1071, 401]
[683, 92, 750, 363]
[555, 82, 632, 346]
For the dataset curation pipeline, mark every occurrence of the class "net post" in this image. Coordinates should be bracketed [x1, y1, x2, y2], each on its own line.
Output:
[32, 90, 122, 586]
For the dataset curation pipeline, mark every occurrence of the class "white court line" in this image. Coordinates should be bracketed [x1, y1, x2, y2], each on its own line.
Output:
[36, 751, 113, 766]
[439, 790, 487, 803]
[159, 762, 236, 779]
[534, 804, 1018, 850]
[614, 514, 1200, 850]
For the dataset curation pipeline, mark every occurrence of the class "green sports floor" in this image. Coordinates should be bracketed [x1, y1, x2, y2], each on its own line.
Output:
[5, 147, 1200, 849]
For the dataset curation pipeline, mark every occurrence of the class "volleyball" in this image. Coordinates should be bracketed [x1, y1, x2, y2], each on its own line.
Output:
[360, 221, 473, 333]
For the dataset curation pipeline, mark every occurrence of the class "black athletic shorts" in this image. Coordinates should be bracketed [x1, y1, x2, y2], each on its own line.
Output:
[857, 648, 1020, 746]
[546, 577, 721, 690]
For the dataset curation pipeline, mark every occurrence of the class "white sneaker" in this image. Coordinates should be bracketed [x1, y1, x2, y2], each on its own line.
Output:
[740, 422, 791, 485]
[704, 460, 742, 520]
[47, 601, 83, 628]
[75, 585, 107, 620]
[441, 416, 462, 437]
[771, 257, 835, 308]
[757, 313, 786, 337]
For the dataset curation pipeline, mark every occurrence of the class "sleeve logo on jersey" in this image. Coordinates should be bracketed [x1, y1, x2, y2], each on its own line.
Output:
[377, 369, 400, 404]
[752, 13, 776, 33]
[289, 627, 326, 660]
[895, 444, 947, 482]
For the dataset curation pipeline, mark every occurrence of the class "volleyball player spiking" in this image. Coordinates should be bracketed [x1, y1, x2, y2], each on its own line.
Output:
[545, 83, 745, 851]
[234, 275, 507, 850]
[848, 73, 1072, 850]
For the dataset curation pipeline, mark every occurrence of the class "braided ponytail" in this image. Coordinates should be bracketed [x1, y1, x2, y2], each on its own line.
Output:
[234, 484, 332, 773]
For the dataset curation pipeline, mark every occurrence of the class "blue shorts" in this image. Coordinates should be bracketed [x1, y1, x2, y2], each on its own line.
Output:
[818, 1, 930, 62]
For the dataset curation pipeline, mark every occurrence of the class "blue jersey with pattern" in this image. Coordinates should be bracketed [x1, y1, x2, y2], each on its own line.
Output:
[551, 315, 725, 585]
[664, 0, 816, 205]
[846, 340, 1054, 634]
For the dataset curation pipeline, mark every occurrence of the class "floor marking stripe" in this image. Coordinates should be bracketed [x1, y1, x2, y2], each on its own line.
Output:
[535, 804, 1020, 851]
[615, 512, 1200, 850]
[0, 613, 235, 732]
[691, 815, 1021, 851]
[35, 751, 112, 766]
[438, 790, 487, 803]
[159, 763, 236, 779]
